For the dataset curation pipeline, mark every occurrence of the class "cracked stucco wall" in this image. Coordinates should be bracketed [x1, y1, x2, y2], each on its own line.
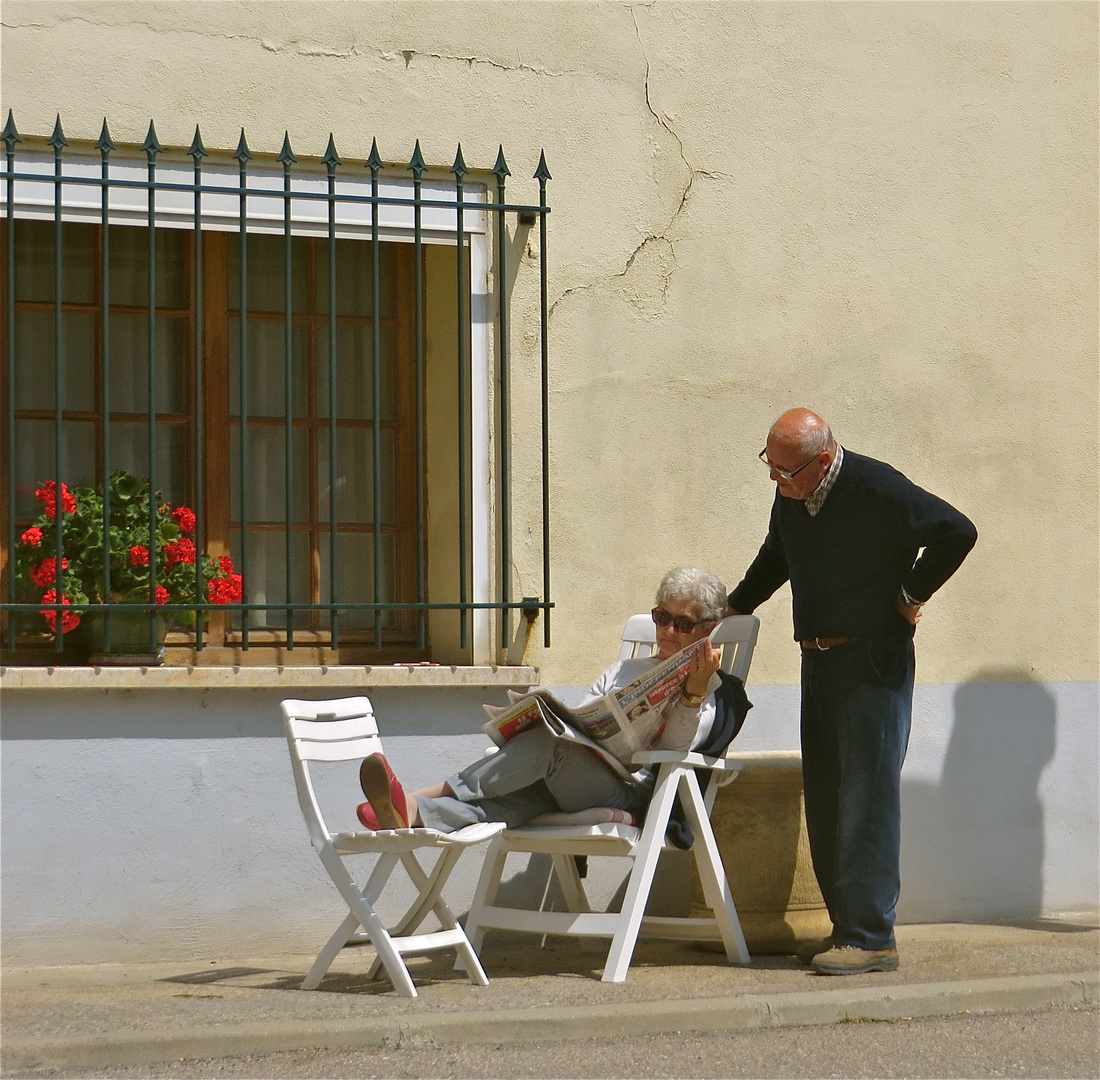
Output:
[2, 1, 1098, 961]
[1, 0, 1096, 689]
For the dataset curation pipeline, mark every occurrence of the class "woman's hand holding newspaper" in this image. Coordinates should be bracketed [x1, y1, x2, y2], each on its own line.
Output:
[683, 638, 722, 698]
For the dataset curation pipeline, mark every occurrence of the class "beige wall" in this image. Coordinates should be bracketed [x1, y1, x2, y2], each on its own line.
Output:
[3, 0, 1096, 687]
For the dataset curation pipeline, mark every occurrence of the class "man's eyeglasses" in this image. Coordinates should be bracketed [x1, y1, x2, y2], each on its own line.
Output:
[758, 447, 821, 481]
[652, 608, 712, 634]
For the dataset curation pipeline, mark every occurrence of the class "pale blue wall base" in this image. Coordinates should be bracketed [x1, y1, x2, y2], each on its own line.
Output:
[2, 679, 1096, 965]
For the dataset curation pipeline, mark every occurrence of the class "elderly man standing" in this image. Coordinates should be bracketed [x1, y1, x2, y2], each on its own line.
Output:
[727, 408, 976, 975]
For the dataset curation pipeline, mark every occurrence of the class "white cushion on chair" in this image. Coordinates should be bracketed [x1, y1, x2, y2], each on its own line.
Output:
[526, 807, 637, 828]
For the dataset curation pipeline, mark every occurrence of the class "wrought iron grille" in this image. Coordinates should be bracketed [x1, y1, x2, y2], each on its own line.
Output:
[1, 112, 553, 659]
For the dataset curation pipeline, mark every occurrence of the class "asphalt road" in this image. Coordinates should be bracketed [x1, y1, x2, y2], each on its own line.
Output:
[6, 1003, 1097, 1080]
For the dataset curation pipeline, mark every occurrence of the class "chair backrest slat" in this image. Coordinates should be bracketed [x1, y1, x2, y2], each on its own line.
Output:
[281, 697, 381, 849]
[295, 736, 383, 763]
[282, 696, 376, 723]
[287, 713, 379, 752]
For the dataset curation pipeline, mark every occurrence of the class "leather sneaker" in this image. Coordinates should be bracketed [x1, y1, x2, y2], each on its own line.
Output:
[811, 945, 899, 975]
[795, 936, 834, 964]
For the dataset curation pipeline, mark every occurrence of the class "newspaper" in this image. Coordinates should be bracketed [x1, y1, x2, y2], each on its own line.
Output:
[480, 636, 710, 781]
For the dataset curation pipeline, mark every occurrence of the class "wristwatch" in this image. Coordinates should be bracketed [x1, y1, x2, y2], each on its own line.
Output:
[680, 688, 706, 708]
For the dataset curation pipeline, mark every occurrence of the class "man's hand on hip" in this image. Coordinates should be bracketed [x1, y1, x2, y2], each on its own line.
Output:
[895, 594, 923, 626]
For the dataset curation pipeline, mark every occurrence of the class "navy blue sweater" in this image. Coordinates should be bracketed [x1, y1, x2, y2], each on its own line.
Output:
[728, 451, 977, 642]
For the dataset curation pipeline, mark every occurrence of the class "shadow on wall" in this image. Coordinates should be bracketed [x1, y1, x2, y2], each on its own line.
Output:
[901, 670, 1056, 922]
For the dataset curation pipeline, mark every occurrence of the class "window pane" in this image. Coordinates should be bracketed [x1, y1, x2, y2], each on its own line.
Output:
[106, 313, 188, 414]
[5, 221, 416, 652]
[13, 220, 95, 304]
[228, 318, 309, 418]
[229, 529, 311, 629]
[316, 323, 395, 421]
[108, 225, 188, 309]
[318, 427, 395, 524]
[13, 418, 96, 520]
[320, 238, 394, 319]
[318, 532, 397, 630]
[13, 309, 96, 411]
[229, 424, 309, 524]
[107, 421, 189, 506]
[228, 233, 310, 314]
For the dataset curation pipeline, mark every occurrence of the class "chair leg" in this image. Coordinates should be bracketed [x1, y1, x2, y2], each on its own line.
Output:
[451, 929, 492, 986]
[601, 764, 682, 983]
[550, 853, 592, 913]
[419, 858, 491, 983]
[365, 847, 487, 986]
[302, 851, 401, 990]
[301, 910, 360, 991]
[680, 771, 750, 965]
[548, 852, 603, 954]
[319, 849, 418, 998]
[457, 839, 509, 971]
[393, 848, 466, 938]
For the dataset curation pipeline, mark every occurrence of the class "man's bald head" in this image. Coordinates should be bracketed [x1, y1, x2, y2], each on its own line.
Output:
[769, 408, 834, 459]
[763, 408, 837, 500]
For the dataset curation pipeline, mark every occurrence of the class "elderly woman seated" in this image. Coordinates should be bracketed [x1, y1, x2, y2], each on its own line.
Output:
[358, 567, 747, 834]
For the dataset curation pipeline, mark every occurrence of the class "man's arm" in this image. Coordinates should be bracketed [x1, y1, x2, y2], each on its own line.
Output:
[885, 475, 977, 611]
[726, 494, 790, 616]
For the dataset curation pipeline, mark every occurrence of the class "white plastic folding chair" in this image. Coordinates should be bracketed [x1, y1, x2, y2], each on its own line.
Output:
[282, 696, 505, 997]
[462, 615, 759, 983]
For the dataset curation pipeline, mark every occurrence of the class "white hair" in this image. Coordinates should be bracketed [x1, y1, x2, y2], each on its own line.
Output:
[655, 567, 727, 623]
[781, 419, 834, 458]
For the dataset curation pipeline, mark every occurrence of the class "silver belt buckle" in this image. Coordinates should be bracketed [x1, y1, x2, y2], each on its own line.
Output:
[814, 637, 830, 651]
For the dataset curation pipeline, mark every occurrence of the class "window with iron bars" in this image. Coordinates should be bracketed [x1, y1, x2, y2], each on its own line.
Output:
[1, 115, 552, 665]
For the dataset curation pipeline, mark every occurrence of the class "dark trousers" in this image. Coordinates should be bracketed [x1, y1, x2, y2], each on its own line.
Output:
[800, 636, 915, 951]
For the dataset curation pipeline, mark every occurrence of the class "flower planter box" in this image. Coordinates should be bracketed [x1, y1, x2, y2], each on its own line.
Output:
[75, 611, 170, 666]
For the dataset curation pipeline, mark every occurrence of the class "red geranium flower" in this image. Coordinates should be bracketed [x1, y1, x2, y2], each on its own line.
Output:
[155, 585, 170, 605]
[130, 545, 150, 566]
[40, 589, 81, 634]
[172, 506, 196, 534]
[35, 481, 77, 519]
[30, 556, 69, 589]
[164, 538, 197, 567]
[20, 527, 43, 547]
[208, 573, 243, 605]
[218, 555, 234, 576]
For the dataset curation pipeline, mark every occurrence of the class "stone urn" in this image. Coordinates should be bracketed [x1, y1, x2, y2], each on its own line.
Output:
[691, 750, 831, 954]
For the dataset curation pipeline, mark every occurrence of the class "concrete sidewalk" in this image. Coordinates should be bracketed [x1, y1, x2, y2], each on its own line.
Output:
[2, 919, 1097, 1072]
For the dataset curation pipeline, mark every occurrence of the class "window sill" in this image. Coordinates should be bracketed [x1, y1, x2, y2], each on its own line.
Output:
[0, 664, 540, 691]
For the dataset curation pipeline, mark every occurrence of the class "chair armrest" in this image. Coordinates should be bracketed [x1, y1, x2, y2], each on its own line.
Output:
[631, 749, 742, 771]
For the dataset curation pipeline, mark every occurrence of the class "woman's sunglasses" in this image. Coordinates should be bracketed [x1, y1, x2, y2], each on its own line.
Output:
[651, 607, 712, 634]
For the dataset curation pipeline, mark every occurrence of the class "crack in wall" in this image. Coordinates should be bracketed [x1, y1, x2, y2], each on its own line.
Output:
[7, 6, 727, 320]
[628, 4, 694, 272]
[398, 50, 576, 77]
[550, 6, 735, 318]
[3, 14, 578, 75]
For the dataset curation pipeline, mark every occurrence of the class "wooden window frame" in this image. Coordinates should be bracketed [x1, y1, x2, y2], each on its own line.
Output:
[1, 220, 427, 666]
